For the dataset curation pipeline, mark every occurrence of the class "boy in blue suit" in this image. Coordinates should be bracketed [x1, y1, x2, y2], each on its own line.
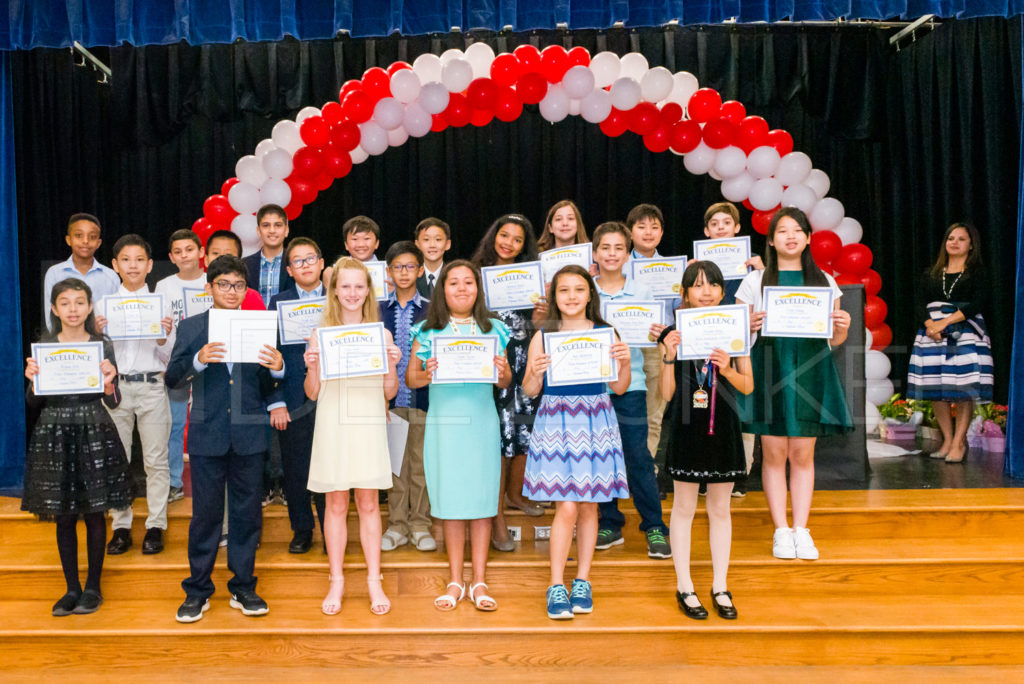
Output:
[166, 255, 286, 623]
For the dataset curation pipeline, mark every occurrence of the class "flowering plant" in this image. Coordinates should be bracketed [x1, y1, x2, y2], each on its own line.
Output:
[975, 404, 1007, 433]
[878, 394, 914, 422]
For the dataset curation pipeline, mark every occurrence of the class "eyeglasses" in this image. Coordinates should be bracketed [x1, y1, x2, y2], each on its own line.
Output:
[390, 264, 420, 273]
[213, 280, 247, 293]
[289, 255, 321, 268]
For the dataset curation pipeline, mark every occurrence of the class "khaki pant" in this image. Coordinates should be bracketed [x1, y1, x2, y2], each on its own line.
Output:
[641, 346, 667, 459]
[108, 379, 172, 531]
[387, 407, 430, 536]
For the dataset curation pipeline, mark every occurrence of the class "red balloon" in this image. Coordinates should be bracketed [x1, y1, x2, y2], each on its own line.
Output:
[669, 120, 702, 154]
[339, 80, 362, 101]
[387, 61, 412, 76]
[430, 113, 448, 133]
[767, 129, 794, 156]
[643, 126, 671, 153]
[289, 178, 317, 205]
[687, 88, 722, 123]
[220, 177, 240, 196]
[192, 217, 216, 244]
[342, 90, 373, 123]
[470, 107, 494, 127]
[735, 115, 769, 153]
[567, 46, 591, 67]
[330, 121, 361, 151]
[322, 148, 353, 179]
[516, 71, 548, 105]
[321, 101, 345, 126]
[490, 53, 522, 87]
[863, 296, 888, 329]
[751, 209, 773, 235]
[719, 100, 746, 125]
[659, 102, 683, 125]
[494, 87, 524, 122]
[444, 92, 472, 128]
[628, 103, 660, 136]
[869, 323, 892, 351]
[284, 201, 303, 221]
[834, 243, 873, 275]
[313, 171, 334, 191]
[540, 45, 570, 83]
[701, 118, 736, 149]
[513, 44, 542, 73]
[809, 230, 842, 269]
[361, 67, 391, 101]
[202, 194, 235, 228]
[599, 108, 629, 137]
[743, 199, 755, 211]
[291, 147, 324, 179]
[860, 269, 882, 297]
[834, 273, 861, 286]
[467, 78, 499, 111]
[299, 116, 331, 148]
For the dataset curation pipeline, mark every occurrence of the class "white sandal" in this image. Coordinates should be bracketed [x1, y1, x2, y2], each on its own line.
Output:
[367, 574, 391, 616]
[469, 582, 497, 612]
[411, 531, 437, 551]
[321, 575, 344, 616]
[434, 582, 465, 611]
[382, 528, 409, 552]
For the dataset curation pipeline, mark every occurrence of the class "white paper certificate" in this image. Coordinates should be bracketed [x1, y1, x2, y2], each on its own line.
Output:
[317, 323, 388, 380]
[32, 341, 104, 396]
[101, 294, 165, 340]
[692, 237, 752, 281]
[630, 257, 687, 298]
[761, 287, 835, 339]
[602, 300, 664, 348]
[207, 309, 279, 364]
[366, 261, 388, 301]
[540, 244, 593, 283]
[544, 327, 617, 387]
[675, 305, 751, 360]
[277, 297, 326, 345]
[481, 262, 545, 311]
[183, 288, 214, 318]
[432, 335, 499, 384]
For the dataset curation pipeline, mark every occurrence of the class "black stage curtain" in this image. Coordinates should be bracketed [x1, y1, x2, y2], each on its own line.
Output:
[13, 19, 1021, 400]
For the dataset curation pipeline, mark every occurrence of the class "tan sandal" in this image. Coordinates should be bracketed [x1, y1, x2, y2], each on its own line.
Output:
[368, 574, 391, 616]
[469, 582, 497, 612]
[434, 582, 465, 611]
[321, 575, 344, 616]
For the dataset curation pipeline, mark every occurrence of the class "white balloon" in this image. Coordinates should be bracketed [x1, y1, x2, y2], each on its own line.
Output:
[775, 151, 813, 186]
[748, 177, 784, 211]
[866, 378, 895, 407]
[609, 77, 642, 111]
[390, 69, 422, 104]
[262, 148, 294, 180]
[439, 48, 464, 65]
[667, 71, 699, 106]
[418, 82, 450, 115]
[580, 88, 613, 123]
[864, 401, 881, 434]
[403, 102, 432, 138]
[358, 121, 389, 156]
[235, 155, 268, 187]
[271, 120, 304, 154]
[373, 97, 405, 130]
[720, 171, 755, 203]
[865, 350, 892, 381]
[641, 67, 674, 103]
[254, 138, 276, 159]
[805, 168, 831, 198]
[589, 51, 621, 89]
[709, 169, 723, 181]
[562, 65, 595, 99]
[387, 126, 409, 147]
[412, 53, 443, 84]
[441, 58, 473, 93]
[464, 42, 495, 79]
[834, 216, 864, 245]
[228, 182, 261, 215]
[809, 197, 845, 231]
[231, 213, 259, 254]
[618, 52, 649, 81]
[259, 178, 292, 207]
[865, 327, 874, 350]
[683, 142, 717, 175]
[296, 106, 321, 124]
[350, 145, 369, 165]
[781, 183, 819, 213]
[713, 146, 747, 178]
[746, 146, 781, 179]
[568, 99, 581, 116]
[539, 85, 570, 123]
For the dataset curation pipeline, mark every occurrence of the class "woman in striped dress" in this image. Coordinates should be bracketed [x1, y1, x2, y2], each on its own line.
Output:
[906, 222, 992, 463]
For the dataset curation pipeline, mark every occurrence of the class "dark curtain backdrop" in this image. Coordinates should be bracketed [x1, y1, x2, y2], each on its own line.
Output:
[13, 20, 1021, 408]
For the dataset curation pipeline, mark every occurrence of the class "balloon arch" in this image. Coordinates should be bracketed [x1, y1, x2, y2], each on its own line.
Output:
[193, 43, 893, 410]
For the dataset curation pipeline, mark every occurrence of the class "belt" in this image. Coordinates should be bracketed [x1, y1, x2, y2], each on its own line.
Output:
[119, 372, 163, 383]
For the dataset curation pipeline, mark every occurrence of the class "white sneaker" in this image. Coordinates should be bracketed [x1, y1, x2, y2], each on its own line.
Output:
[793, 527, 819, 560]
[772, 527, 796, 559]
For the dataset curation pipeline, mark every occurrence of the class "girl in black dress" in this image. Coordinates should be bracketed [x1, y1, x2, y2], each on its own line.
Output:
[658, 262, 753, 620]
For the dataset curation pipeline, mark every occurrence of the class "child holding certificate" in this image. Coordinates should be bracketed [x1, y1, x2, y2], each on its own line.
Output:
[407, 260, 512, 612]
[657, 261, 753, 620]
[23, 278, 133, 616]
[303, 257, 402, 616]
[735, 207, 853, 561]
[521, 265, 631, 620]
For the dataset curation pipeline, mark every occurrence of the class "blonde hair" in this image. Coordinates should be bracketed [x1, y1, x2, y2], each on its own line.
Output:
[322, 257, 380, 326]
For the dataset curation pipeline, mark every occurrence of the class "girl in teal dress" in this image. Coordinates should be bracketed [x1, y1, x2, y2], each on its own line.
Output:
[407, 260, 512, 612]
[735, 207, 853, 562]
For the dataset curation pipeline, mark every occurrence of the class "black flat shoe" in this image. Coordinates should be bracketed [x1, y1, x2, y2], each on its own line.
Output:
[142, 528, 164, 555]
[106, 529, 132, 555]
[73, 589, 103, 614]
[710, 590, 737, 619]
[289, 531, 313, 554]
[52, 591, 81, 617]
[676, 591, 708, 620]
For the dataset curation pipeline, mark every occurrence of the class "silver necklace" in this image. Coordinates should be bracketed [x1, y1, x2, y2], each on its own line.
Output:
[941, 268, 963, 300]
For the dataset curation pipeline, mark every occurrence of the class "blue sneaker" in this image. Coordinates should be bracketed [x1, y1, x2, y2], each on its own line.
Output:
[569, 579, 593, 614]
[546, 584, 573, 620]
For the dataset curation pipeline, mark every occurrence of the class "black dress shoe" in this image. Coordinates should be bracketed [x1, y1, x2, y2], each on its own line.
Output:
[175, 596, 210, 623]
[676, 591, 708, 620]
[73, 589, 103, 614]
[710, 590, 738, 619]
[106, 529, 132, 555]
[142, 528, 164, 555]
[52, 591, 81, 617]
[288, 530, 313, 554]
[230, 591, 269, 616]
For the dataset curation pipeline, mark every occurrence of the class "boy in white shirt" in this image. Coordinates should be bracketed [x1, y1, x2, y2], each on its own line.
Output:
[413, 217, 451, 297]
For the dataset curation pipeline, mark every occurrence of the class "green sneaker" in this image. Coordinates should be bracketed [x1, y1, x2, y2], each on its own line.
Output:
[646, 528, 672, 559]
[594, 528, 624, 550]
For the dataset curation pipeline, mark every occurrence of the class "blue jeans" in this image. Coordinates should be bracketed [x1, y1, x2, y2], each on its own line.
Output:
[599, 390, 667, 534]
[167, 396, 188, 489]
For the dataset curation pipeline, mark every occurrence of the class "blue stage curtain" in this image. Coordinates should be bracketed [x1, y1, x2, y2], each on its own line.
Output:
[1007, 16, 1024, 480]
[2, 1, 1024, 48]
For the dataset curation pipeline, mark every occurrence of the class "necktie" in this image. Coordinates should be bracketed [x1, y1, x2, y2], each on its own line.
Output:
[427, 274, 435, 293]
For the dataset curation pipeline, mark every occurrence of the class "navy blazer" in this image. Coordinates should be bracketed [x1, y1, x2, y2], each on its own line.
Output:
[243, 251, 294, 300]
[269, 285, 320, 419]
[165, 310, 284, 458]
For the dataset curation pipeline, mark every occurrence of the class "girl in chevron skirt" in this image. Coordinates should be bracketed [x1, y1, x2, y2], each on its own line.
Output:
[521, 265, 632, 620]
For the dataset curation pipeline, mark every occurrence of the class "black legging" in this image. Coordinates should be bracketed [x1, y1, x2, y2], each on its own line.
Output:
[55, 512, 106, 594]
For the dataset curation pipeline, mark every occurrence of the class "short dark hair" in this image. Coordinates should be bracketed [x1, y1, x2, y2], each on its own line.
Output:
[626, 204, 664, 230]
[112, 233, 152, 259]
[592, 221, 632, 251]
[206, 229, 242, 256]
[414, 217, 450, 240]
[385, 240, 424, 266]
[168, 229, 202, 252]
[206, 254, 248, 283]
[343, 215, 381, 240]
[680, 260, 726, 307]
[257, 204, 288, 225]
[67, 213, 100, 233]
[284, 237, 322, 263]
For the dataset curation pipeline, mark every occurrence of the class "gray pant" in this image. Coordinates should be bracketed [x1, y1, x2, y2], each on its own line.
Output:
[108, 379, 171, 531]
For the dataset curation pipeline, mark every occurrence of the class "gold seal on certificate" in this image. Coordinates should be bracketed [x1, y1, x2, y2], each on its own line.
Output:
[540, 244, 593, 284]
[630, 257, 687, 298]
[101, 294, 165, 340]
[761, 287, 835, 339]
[317, 322, 389, 380]
[481, 261, 545, 311]
[432, 335, 499, 384]
[692, 236, 752, 281]
[366, 261, 388, 301]
[675, 305, 751, 360]
[543, 327, 617, 387]
[32, 342, 105, 396]
[183, 288, 213, 318]
[601, 300, 665, 348]
[207, 309, 280, 364]
[277, 297, 326, 345]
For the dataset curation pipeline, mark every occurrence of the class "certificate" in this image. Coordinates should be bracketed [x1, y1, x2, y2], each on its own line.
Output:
[277, 297, 326, 345]
[432, 335, 499, 384]
[207, 309, 279, 364]
[692, 237, 751, 281]
[544, 327, 617, 387]
[481, 261, 545, 311]
[540, 244, 593, 283]
[32, 341, 104, 396]
[761, 286, 835, 339]
[630, 257, 687, 298]
[601, 300, 665, 348]
[675, 305, 751, 360]
[183, 288, 214, 318]
[317, 322, 388, 380]
[101, 294, 165, 340]
[366, 261, 388, 301]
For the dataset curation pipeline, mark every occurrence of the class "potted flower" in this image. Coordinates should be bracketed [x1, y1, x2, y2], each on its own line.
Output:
[969, 404, 1007, 453]
[877, 394, 918, 442]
